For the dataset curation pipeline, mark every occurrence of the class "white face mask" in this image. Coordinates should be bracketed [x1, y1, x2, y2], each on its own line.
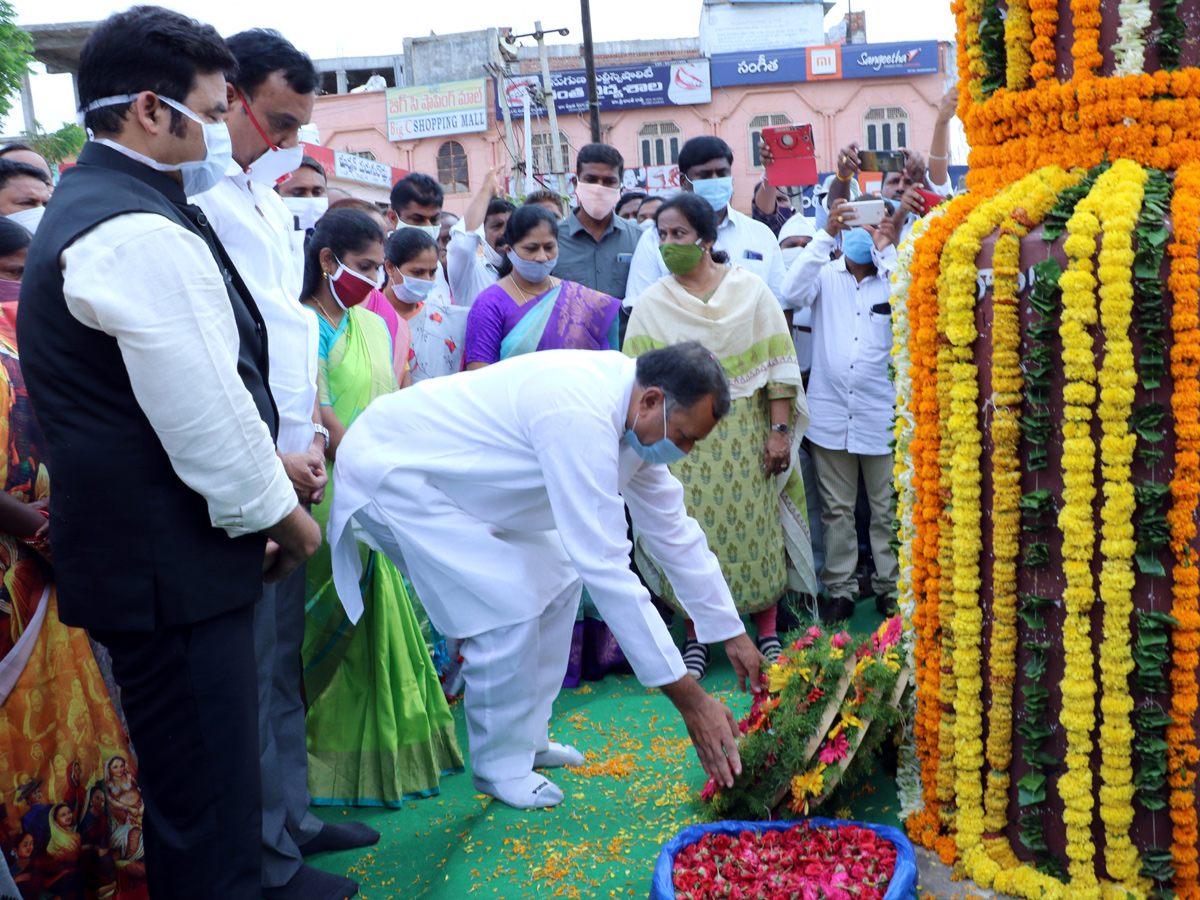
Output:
[7, 205, 46, 235]
[395, 222, 441, 242]
[781, 245, 808, 268]
[245, 143, 303, 188]
[481, 238, 505, 269]
[81, 93, 233, 196]
[282, 196, 328, 232]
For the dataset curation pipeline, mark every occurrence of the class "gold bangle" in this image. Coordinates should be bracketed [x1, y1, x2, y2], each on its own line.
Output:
[836, 172, 852, 183]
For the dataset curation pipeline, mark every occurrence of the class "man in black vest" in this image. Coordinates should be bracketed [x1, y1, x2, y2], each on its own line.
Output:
[17, 8, 322, 899]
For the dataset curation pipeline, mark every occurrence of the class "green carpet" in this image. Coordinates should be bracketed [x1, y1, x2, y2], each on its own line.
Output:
[308, 602, 898, 899]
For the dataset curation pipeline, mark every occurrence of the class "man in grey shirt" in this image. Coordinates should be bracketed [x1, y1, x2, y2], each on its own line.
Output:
[554, 143, 644, 303]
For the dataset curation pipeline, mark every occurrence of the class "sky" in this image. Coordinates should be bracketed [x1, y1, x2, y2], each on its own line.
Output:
[2, 0, 957, 136]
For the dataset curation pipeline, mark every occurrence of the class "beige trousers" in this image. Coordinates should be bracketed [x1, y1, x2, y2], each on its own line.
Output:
[809, 443, 899, 599]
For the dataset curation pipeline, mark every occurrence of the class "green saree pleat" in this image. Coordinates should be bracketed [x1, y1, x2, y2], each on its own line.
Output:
[303, 308, 463, 806]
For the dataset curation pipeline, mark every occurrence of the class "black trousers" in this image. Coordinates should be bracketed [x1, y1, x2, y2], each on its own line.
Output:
[93, 603, 261, 899]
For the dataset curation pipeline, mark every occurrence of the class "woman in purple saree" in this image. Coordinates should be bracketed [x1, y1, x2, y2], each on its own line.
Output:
[463, 204, 628, 686]
[464, 206, 620, 364]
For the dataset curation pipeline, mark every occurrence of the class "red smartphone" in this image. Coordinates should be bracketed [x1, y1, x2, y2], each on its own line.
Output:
[762, 124, 819, 187]
[915, 188, 943, 214]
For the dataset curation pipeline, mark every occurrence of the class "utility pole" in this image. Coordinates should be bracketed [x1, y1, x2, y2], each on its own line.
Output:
[533, 21, 569, 193]
[487, 62, 521, 178]
[580, 0, 602, 143]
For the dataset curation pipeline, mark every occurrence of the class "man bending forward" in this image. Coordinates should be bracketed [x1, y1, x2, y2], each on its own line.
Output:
[328, 344, 763, 808]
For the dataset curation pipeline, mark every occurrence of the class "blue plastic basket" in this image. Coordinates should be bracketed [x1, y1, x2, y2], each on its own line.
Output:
[650, 816, 919, 900]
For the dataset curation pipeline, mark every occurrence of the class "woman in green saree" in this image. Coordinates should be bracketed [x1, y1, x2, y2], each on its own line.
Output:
[299, 208, 463, 806]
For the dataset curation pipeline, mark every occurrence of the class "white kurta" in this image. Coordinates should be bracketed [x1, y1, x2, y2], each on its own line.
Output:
[329, 349, 746, 688]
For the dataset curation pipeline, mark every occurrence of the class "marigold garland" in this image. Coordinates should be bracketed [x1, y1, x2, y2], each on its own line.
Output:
[1092, 159, 1146, 891]
[1070, 0, 1103, 77]
[1028, 0, 1058, 82]
[1055, 166, 1104, 900]
[903, 192, 983, 860]
[1166, 161, 1200, 900]
[1004, 0, 1033, 91]
[964, 0, 987, 103]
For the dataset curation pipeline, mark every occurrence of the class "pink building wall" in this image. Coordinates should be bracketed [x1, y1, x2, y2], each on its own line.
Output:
[310, 70, 949, 216]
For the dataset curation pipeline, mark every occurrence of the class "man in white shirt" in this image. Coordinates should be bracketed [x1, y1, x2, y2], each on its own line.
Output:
[193, 29, 373, 900]
[327, 345, 764, 810]
[16, 9, 322, 899]
[624, 136, 785, 308]
[781, 200, 899, 622]
[389, 172, 455, 303]
[445, 166, 514, 307]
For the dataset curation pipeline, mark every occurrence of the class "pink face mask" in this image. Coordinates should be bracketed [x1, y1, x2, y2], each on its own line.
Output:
[328, 255, 382, 310]
[575, 183, 621, 220]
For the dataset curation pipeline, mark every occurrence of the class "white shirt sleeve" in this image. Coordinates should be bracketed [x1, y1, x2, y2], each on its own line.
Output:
[446, 223, 485, 307]
[781, 229, 836, 310]
[926, 168, 953, 197]
[528, 405, 688, 687]
[622, 461, 746, 644]
[61, 213, 297, 538]
[761, 230, 787, 305]
[622, 226, 667, 311]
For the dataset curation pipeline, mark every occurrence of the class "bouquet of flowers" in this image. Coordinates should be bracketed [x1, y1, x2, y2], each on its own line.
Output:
[699, 617, 908, 820]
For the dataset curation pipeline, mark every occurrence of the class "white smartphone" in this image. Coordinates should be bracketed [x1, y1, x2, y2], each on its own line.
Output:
[840, 199, 887, 227]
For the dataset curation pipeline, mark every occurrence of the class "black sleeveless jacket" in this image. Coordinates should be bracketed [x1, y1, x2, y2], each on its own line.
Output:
[17, 141, 279, 631]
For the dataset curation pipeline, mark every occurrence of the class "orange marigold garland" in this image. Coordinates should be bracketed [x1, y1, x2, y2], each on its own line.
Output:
[1167, 161, 1200, 900]
[1070, 0, 1104, 77]
[903, 193, 983, 863]
[1028, 0, 1059, 81]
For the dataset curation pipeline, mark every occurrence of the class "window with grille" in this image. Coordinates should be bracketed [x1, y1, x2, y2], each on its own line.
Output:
[347, 149, 378, 161]
[863, 106, 910, 152]
[530, 132, 570, 175]
[749, 113, 792, 168]
[638, 121, 682, 167]
[436, 140, 469, 193]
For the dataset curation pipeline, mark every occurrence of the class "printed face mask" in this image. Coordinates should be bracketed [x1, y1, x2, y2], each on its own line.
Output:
[282, 196, 328, 232]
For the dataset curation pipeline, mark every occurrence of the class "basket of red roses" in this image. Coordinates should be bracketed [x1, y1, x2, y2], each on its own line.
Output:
[650, 816, 918, 900]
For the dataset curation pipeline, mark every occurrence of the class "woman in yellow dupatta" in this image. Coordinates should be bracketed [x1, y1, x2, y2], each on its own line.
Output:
[624, 193, 815, 681]
[299, 208, 462, 806]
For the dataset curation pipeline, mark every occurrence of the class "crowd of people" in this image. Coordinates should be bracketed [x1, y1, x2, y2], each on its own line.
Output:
[0, 4, 963, 898]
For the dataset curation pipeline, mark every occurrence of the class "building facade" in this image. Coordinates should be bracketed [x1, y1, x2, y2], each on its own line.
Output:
[308, 9, 956, 216]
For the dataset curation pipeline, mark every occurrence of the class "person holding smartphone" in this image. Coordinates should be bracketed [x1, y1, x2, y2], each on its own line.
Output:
[779, 198, 899, 623]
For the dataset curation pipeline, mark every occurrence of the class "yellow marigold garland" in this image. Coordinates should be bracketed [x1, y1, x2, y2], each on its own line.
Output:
[1004, 0, 1033, 91]
[941, 167, 1082, 893]
[1056, 165, 1104, 900]
[964, 0, 987, 103]
[1167, 161, 1200, 900]
[1092, 158, 1146, 892]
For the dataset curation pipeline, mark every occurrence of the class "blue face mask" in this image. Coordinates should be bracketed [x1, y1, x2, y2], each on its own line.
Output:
[842, 228, 875, 264]
[624, 402, 687, 465]
[396, 272, 435, 302]
[690, 175, 734, 212]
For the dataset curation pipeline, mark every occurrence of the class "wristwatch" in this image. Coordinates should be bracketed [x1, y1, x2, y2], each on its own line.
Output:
[771, 423, 790, 435]
[313, 423, 330, 448]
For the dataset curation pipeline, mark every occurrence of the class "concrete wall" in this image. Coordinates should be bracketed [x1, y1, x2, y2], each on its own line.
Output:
[403, 29, 500, 86]
[310, 69, 949, 217]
